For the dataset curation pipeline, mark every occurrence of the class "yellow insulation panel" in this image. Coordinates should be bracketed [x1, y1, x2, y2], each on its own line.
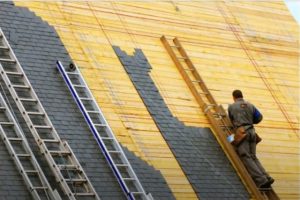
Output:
[14, 1, 198, 199]
[15, 1, 299, 199]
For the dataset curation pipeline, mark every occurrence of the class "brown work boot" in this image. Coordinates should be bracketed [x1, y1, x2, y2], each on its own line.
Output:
[259, 177, 274, 189]
[267, 177, 275, 185]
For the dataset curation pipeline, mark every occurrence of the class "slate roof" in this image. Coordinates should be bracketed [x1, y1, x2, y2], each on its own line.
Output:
[0, 2, 173, 199]
[113, 46, 250, 200]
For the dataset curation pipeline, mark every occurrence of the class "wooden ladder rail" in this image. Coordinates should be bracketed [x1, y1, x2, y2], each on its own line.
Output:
[161, 35, 265, 200]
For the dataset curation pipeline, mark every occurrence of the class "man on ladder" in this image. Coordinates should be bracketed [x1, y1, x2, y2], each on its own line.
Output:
[228, 90, 275, 189]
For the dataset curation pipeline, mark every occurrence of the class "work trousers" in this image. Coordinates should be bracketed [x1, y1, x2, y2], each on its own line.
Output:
[236, 128, 270, 187]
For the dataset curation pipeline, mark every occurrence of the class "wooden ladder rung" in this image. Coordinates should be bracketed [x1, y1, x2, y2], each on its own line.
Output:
[192, 80, 203, 83]
[183, 68, 194, 71]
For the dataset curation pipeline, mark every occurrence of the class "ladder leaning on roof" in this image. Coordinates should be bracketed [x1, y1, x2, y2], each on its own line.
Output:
[0, 28, 100, 199]
[57, 61, 153, 200]
[0, 92, 61, 200]
[161, 36, 280, 200]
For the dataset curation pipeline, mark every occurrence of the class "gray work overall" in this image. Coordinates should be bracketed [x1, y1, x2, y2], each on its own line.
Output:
[228, 98, 270, 187]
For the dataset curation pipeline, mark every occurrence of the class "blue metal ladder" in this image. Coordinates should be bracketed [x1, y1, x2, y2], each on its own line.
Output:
[57, 61, 153, 200]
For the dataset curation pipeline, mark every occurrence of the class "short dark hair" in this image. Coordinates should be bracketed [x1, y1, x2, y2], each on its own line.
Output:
[232, 90, 243, 98]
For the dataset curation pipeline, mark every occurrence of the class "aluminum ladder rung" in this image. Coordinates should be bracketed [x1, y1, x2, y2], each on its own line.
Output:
[73, 84, 85, 88]
[42, 139, 60, 143]
[0, 46, 9, 51]
[65, 178, 87, 183]
[66, 72, 80, 75]
[5, 71, 23, 76]
[7, 137, 23, 141]
[16, 153, 31, 157]
[115, 164, 129, 167]
[123, 177, 136, 181]
[32, 186, 48, 190]
[0, 58, 16, 63]
[74, 193, 96, 196]
[87, 110, 100, 114]
[94, 124, 106, 127]
[25, 170, 39, 174]
[27, 111, 44, 116]
[108, 150, 121, 154]
[131, 192, 144, 195]
[0, 106, 6, 111]
[0, 122, 14, 126]
[19, 98, 37, 102]
[102, 137, 114, 140]
[11, 84, 30, 89]
[57, 164, 80, 171]
[48, 150, 71, 156]
[33, 125, 52, 129]
[80, 97, 93, 101]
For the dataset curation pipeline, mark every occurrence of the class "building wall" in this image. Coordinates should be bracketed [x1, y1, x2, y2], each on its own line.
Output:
[5, 1, 300, 199]
[0, 2, 175, 199]
[113, 46, 249, 199]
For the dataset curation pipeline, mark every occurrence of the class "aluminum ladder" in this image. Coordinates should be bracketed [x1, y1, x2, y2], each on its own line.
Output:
[161, 35, 273, 200]
[0, 92, 61, 200]
[0, 28, 100, 199]
[57, 61, 153, 200]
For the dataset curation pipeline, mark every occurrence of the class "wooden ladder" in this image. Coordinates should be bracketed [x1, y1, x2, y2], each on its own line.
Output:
[216, 2, 281, 199]
[161, 35, 269, 200]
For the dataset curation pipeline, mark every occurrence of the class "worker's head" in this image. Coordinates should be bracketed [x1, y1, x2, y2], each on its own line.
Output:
[232, 90, 243, 101]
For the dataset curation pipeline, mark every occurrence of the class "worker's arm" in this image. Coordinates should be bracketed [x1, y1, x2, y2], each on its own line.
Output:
[228, 105, 234, 123]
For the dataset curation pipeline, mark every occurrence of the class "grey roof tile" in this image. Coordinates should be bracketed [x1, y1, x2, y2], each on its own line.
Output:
[114, 46, 250, 200]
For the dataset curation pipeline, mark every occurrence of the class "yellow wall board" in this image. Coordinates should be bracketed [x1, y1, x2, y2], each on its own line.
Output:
[14, 1, 300, 199]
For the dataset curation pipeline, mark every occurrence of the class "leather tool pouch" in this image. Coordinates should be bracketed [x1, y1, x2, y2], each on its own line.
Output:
[232, 126, 247, 146]
[255, 133, 262, 144]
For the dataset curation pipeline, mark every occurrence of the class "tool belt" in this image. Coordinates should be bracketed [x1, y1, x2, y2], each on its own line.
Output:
[231, 125, 262, 146]
[231, 126, 247, 146]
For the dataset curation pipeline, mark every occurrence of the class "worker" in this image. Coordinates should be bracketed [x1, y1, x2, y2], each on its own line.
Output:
[228, 89, 274, 189]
